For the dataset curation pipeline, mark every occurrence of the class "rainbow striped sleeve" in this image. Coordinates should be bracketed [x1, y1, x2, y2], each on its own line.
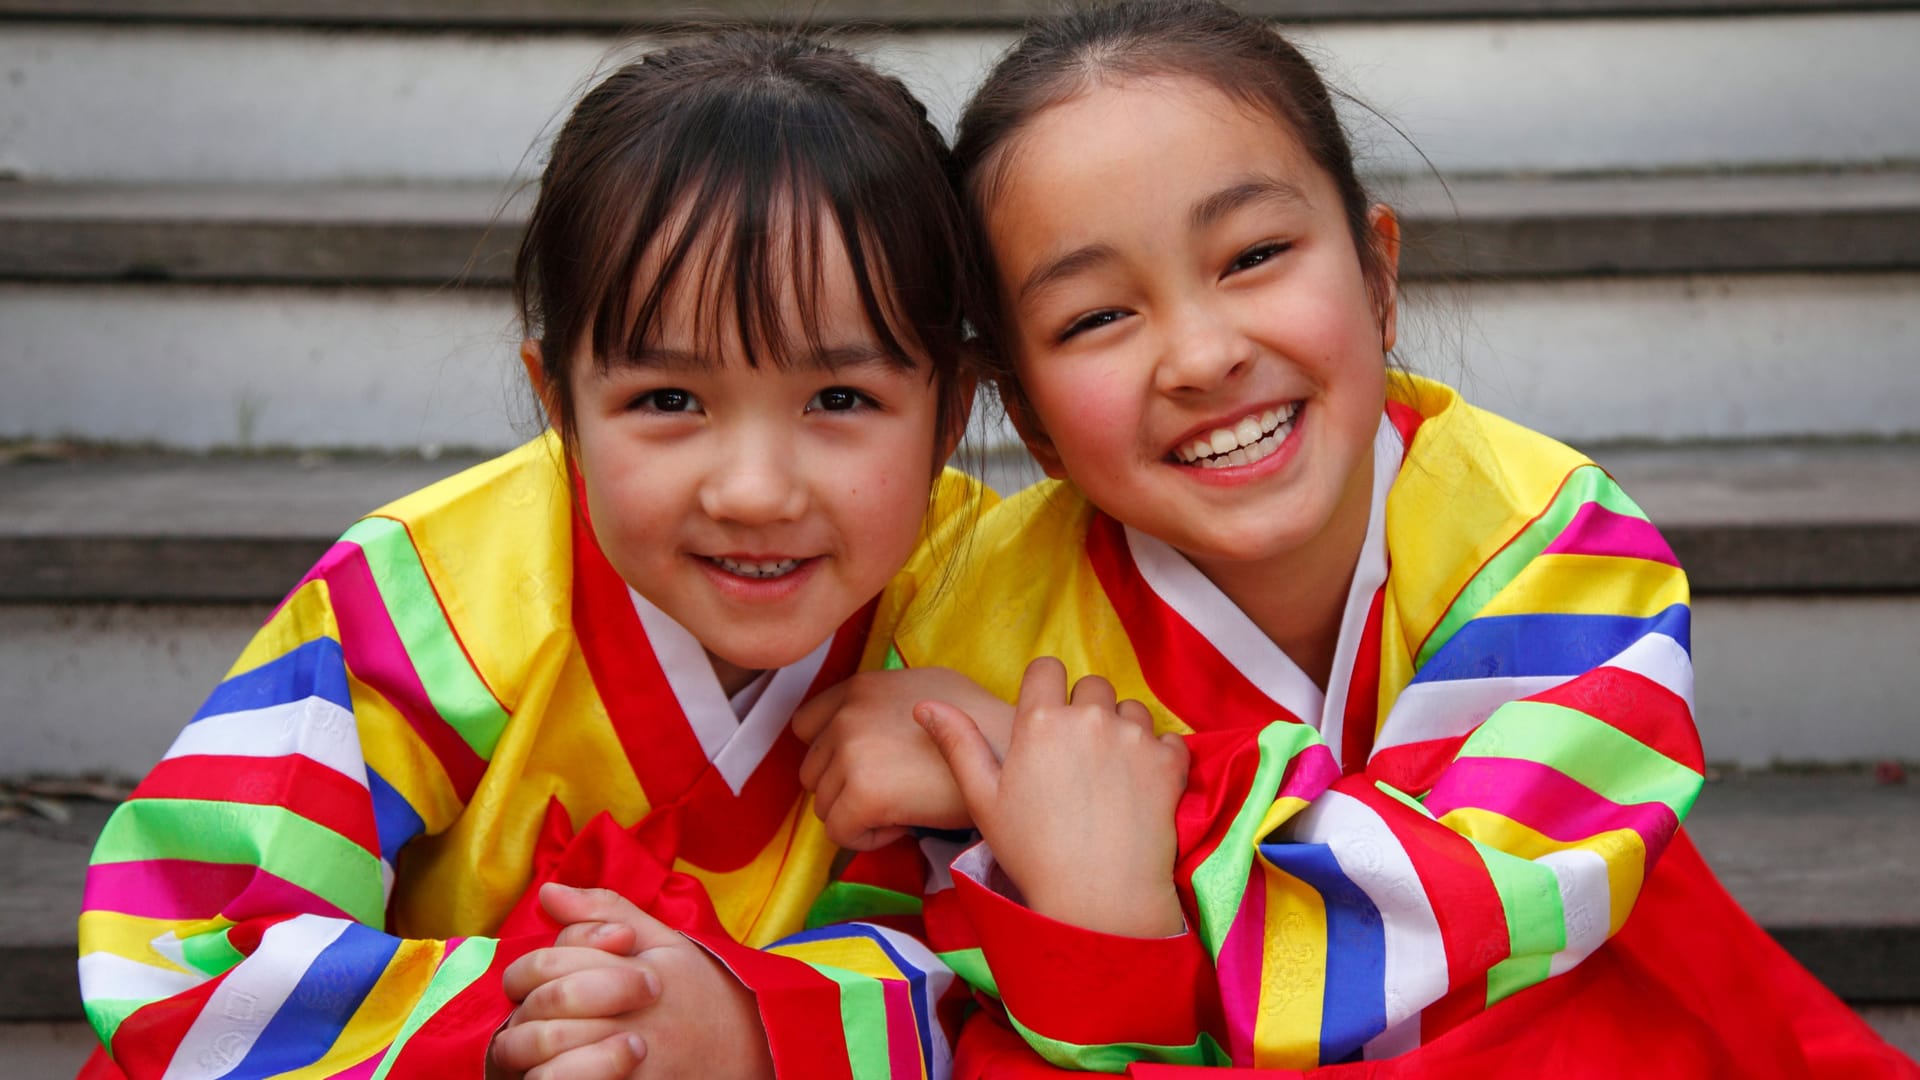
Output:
[77, 516, 526, 1078]
[680, 839, 962, 1079]
[949, 464, 1702, 1072]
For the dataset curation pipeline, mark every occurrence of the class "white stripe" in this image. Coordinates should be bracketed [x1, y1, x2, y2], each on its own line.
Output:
[1373, 674, 1570, 751]
[165, 698, 367, 784]
[160, 915, 350, 1080]
[1319, 418, 1405, 767]
[1541, 847, 1613, 977]
[1292, 791, 1449, 1036]
[79, 951, 211, 1004]
[1601, 632, 1695, 718]
[918, 834, 971, 896]
[1363, 1014, 1423, 1061]
[867, 925, 957, 1080]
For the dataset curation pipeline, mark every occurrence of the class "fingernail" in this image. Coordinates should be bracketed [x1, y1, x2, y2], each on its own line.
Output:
[913, 705, 933, 726]
[626, 1033, 647, 1061]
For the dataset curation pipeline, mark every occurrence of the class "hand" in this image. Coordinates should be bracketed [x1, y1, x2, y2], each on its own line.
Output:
[794, 667, 1014, 850]
[916, 657, 1189, 939]
[488, 884, 774, 1080]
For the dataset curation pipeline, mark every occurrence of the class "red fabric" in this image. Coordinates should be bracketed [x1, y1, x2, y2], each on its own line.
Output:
[952, 833, 1918, 1079]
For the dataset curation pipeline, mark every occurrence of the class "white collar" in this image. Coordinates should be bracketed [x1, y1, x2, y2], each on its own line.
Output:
[626, 588, 833, 794]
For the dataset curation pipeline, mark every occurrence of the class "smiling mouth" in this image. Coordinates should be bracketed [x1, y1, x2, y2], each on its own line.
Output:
[707, 556, 807, 580]
[1172, 402, 1301, 469]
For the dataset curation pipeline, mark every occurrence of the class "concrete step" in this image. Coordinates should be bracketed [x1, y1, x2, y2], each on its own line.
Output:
[8, 171, 1917, 286]
[4, 15, 1917, 183]
[5, 770, 1914, 1064]
[2, 443, 1917, 775]
[5, 0, 1916, 28]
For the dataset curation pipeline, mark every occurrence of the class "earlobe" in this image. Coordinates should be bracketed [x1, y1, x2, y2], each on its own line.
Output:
[1367, 204, 1402, 353]
[520, 339, 559, 427]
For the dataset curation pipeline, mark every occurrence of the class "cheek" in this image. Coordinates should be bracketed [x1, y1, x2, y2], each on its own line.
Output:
[1025, 363, 1136, 457]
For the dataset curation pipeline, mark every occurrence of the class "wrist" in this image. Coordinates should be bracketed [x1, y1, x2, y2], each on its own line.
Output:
[1026, 877, 1184, 939]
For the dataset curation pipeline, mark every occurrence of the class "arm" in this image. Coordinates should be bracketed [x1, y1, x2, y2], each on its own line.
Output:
[946, 466, 1704, 1071]
[78, 520, 542, 1078]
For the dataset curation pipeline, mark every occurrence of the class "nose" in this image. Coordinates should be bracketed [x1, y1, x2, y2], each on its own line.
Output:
[698, 426, 809, 525]
[1154, 299, 1255, 396]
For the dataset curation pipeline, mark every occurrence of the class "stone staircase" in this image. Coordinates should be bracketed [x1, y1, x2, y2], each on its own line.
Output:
[3, 0, 1916, 1072]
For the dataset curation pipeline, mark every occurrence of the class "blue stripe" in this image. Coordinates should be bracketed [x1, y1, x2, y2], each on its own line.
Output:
[1258, 842, 1387, 1063]
[1411, 604, 1691, 685]
[776, 922, 935, 1073]
[224, 921, 398, 1079]
[193, 636, 353, 721]
[366, 767, 426, 865]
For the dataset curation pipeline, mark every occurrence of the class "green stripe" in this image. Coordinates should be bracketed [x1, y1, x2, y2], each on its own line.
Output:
[92, 798, 385, 926]
[806, 882, 923, 929]
[85, 997, 147, 1048]
[937, 947, 998, 998]
[1188, 722, 1324, 958]
[1471, 840, 1567, 961]
[1464, 701, 1703, 817]
[180, 926, 246, 978]
[883, 643, 905, 671]
[369, 937, 498, 1080]
[1485, 953, 1554, 1008]
[1417, 466, 1645, 668]
[811, 965, 893, 1080]
[1006, 1012, 1229, 1073]
[342, 517, 511, 759]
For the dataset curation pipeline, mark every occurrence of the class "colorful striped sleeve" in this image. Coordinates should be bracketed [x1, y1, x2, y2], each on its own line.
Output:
[77, 517, 540, 1079]
[948, 464, 1704, 1072]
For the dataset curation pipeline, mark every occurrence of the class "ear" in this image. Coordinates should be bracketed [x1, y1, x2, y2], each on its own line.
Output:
[1366, 203, 1402, 354]
[520, 338, 560, 427]
[1003, 388, 1067, 481]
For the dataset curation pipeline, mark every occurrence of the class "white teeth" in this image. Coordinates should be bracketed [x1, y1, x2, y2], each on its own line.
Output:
[1174, 402, 1300, 468]
[713, 556, 802, 579]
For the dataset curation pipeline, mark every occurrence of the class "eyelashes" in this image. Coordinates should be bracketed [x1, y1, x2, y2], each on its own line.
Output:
[1051, 240, 1295, 344]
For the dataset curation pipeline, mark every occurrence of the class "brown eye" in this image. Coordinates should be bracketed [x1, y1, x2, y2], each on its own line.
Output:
[1060, 309, 1126, 342]
[634, 388, 701, 413]
[1228, 242, 1290, 275]
[807, 387, 875, 413]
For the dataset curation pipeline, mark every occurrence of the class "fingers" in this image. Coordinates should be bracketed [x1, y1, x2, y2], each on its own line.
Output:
[1068, 673, 1118, 711]
[914, 700, 1000, 812]
[523, 1031, 647, 1080]
[1016, 656, 1069, 717]
[1116, 697, 1156, 734]
[797, 737, 834, 793]
[492, 1016, 636, 1074]
[552, 921, 640, 957]
[518, 964, 661, 1023]
[788, 680, 845, 744]
[503, 946, 635, 1003]
[538, 884, 681, 950]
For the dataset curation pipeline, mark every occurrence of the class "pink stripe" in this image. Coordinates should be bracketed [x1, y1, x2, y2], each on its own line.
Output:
[1423, 757, 1680, 857]
[85, 859, 354, 923]
[1277, 742, 1341, 806]
[326, 1053, 383, 1080]
[1214, 866, 1266, 1067]
[881, 977, 920, 1078]
[1541, 504, 1678, 566]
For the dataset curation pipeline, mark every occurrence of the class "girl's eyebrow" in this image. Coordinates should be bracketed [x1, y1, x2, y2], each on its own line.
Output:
[612, 343, 897, 373]
[1017, 243, 1120, 308]
[1190, 176, 1311, 231]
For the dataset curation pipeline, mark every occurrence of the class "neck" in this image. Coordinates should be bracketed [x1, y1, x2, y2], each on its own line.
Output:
[707, 651, 765, 698]
[1187, 442, 1376, 691]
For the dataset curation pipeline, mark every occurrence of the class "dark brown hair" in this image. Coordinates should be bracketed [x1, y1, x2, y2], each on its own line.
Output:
[952, 0, 1395, 415]
[514, 29, 976, 454]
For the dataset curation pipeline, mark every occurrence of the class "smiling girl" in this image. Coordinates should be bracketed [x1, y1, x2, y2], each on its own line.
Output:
[800, 2, 1917, 1076]
[75, 31, 980, 1080]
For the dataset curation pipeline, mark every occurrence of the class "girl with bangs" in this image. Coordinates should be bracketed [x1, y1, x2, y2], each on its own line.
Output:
[76, 31, 985, 1080]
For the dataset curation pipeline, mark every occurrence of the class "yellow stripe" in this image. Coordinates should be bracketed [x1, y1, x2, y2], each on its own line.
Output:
[1252, 864, 1329, 1069]
[228, 579, 340, 679]
[1435, 808, 1647, 934]
[274, 938, 447, 1080]
[767, 934, 905, 981]
[1255, 795, 1313, 842]
[678, 802, 838, 947]
[353, 674, 463, 835]
[1475, 554, 1688, 621]
[76, 911, 234, 972]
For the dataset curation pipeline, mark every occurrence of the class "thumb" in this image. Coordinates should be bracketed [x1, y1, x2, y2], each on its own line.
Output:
[538, 883, 681, 949]
[914, 700, 1001, 814]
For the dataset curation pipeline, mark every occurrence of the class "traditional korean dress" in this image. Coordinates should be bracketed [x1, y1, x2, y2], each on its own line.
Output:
[76, 434, 975, 1080]
[892, 374, 1915, 1078]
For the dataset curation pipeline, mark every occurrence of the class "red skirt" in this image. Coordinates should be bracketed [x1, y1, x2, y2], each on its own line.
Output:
[955, 833, 1917, 1080]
